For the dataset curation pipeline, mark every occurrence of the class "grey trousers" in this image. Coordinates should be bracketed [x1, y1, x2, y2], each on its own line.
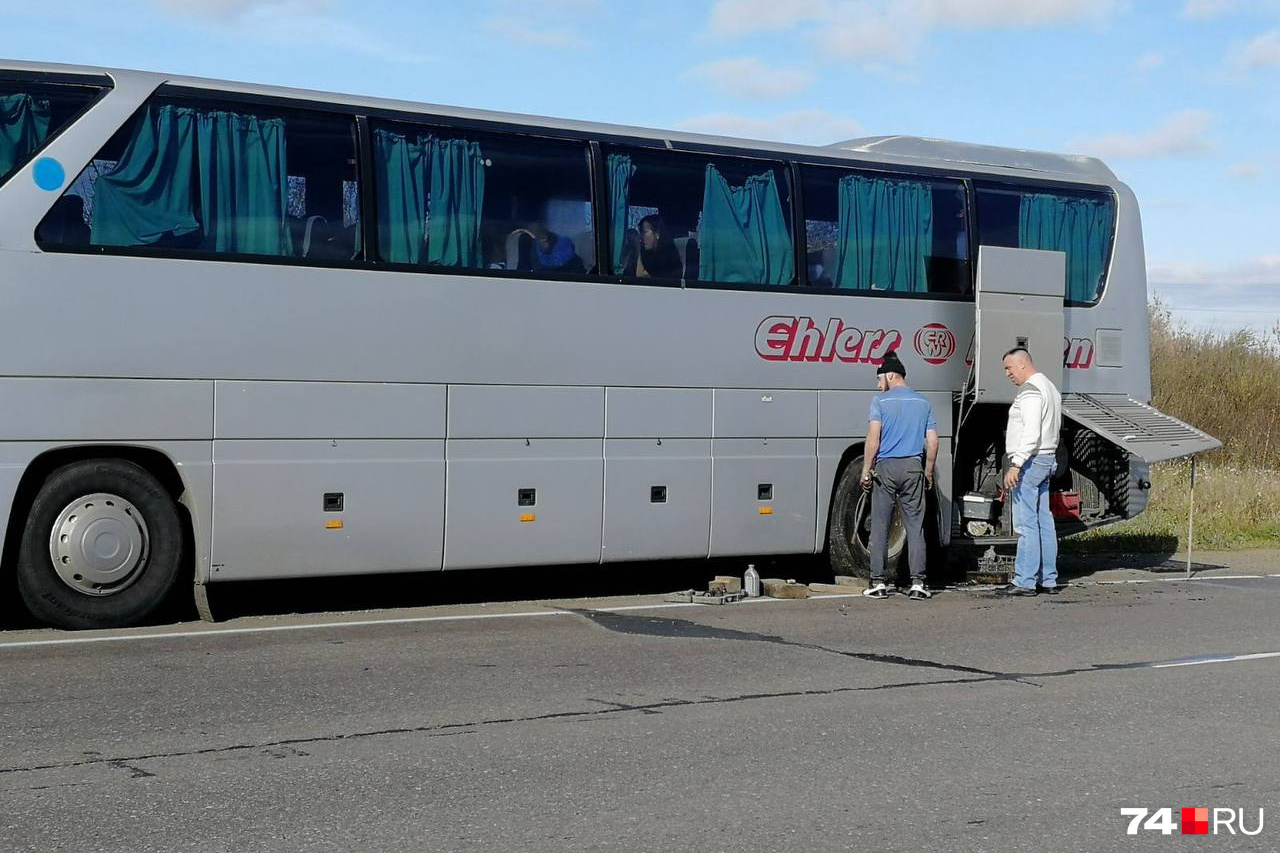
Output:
[869, 456, 928, 585]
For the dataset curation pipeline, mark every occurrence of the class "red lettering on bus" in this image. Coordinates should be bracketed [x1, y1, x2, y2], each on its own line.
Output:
[754, 316, 902, 364]
[755, 316, 797, 362]
[1064, 337, 1094, 369]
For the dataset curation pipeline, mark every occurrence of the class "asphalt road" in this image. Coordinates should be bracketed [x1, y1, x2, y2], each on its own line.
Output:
[3, 559, 1279, 852]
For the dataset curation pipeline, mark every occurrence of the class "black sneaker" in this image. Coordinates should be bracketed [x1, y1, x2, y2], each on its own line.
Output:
[998, 584, 1037, 597]
[1037, 585, 1061, 595]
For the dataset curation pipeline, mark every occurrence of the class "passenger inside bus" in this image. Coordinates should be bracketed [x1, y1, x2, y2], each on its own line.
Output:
[506, 223, 585, 273]
[607, 149, 794, 286]
[621, 214, 683, 280]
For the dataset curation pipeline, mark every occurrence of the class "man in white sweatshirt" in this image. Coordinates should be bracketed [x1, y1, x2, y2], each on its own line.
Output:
[999, 348, 1062, 596]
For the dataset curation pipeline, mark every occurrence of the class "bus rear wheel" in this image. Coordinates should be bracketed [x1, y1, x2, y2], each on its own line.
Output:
[16, 459, 183, 629]
[828, 455, 905, 581]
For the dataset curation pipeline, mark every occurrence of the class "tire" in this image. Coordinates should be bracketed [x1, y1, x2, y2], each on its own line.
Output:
[827, 455, 905, 582]
[16, 459, 184, 629]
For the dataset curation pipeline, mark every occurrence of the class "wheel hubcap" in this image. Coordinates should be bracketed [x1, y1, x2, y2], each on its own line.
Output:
[48, 493, 149, 596]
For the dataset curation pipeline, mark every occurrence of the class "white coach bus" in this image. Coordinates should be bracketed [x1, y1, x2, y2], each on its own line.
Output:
[0, 61, 1219, 629]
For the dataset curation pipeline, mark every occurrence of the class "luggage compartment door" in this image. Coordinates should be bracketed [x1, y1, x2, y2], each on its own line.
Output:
[974, 245, 1066, 403]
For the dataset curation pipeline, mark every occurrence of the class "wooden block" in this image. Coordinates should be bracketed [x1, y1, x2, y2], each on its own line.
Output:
[711, 575, 743, 593]
[761, 578, 810, 599]
[808, 581, 864, 594]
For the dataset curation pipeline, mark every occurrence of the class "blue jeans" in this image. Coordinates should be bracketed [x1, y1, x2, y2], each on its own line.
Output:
[1012, 454, 1057, 590]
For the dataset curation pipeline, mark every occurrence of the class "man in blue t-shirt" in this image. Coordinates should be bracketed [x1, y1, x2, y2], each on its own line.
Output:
[858, 349, 939, 600]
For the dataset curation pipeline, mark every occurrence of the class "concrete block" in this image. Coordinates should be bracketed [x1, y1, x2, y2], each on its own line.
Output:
[664, 590, 694, 603]
[711, 575, 743, 594]
[833, 575, 866, 587]
[761, 578, 810, 599]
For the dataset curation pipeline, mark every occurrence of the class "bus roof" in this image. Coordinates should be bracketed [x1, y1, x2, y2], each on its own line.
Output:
[830, 136, 1116, 182]
[3, 57, 1117, 185]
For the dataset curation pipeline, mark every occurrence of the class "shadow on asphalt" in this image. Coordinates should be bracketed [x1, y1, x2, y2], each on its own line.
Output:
[194, 554, 837, 623]
[0, 555, 835, 629]
[3, 547, 1227, 631]
[1058, 552, 1226, 576]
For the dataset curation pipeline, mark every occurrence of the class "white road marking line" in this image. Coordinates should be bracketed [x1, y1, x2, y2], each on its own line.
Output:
[0, 597, 791, 650]
[1152, 651, 1280, 669]
[0, 609, 573, 649]
[1086, 575, 1271, 586]
[2, 574, 1275, 650]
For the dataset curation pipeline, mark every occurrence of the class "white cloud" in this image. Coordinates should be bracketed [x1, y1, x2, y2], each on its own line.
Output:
[1070, 110, 1215, 160]
[1231, 29, 1280, 69]
[816, 6, 921, 64]
[1149, 256, 1280, 287]
[687, 58, 815, 99]
[1182, 0, 1238, 19]
[1134, 51, 1165, 73]
[1228, 162, 1263, 178]
[483, 16, 587, 47]
[707, 0, 832, 38]
[676, 110, 865, 145]
[708, 0, 1121, 67]
[152, 0, 329, 18]
[921, 0, 1119, 28]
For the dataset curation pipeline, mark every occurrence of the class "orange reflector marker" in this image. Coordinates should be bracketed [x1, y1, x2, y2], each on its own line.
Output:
[758, 506, 774, 516]
[520, 513, 537, 523]
[325, 520, 344, 530]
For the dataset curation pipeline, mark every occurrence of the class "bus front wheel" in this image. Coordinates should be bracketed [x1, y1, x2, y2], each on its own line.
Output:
[828, 455, 905, 581]
[16, 459, 183, 629]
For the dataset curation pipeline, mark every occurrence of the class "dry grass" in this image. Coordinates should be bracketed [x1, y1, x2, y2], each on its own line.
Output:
[1149, 301, 1280, 469]
[1070, 304, 1280, 552]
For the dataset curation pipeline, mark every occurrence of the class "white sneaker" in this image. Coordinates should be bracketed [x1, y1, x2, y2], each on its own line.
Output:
[907, 583, 932, 600]
[862, 582, 890, 599]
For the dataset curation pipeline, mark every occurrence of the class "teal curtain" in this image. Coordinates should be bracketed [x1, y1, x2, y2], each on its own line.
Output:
[91, 104, 292, 255]
[698, 166, 794, 285]
[1, 93, 52, 177]
[424, 137, 484, 267]
[373, 131, 484, 267]
[373, 128, 430, 264]
[195, 110, 291, 255]
[1018, 193, 1113, 303]
[90, 105, 203, 247]
[833, 174, 932, 292]
[607, 153, 634, 274]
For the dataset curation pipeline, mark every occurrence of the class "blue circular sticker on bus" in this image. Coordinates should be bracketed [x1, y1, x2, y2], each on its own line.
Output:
[33, 158, 66, 191]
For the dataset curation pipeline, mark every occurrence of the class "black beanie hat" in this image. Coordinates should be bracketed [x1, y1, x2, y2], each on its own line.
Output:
[876, 349, 907, 378]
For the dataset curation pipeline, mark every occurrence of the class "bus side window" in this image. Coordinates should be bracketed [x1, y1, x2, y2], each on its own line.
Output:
[975, 183, 1116, 305]
[37, 95, 359, 262]
[2, 80, 104, 191]
[369, 121, 594, 277]
[800, 164, 969, 296]
[603, 145, 796, 288]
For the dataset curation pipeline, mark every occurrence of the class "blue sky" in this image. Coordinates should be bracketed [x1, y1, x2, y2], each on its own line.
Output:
[3, 0, 1279, 334]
